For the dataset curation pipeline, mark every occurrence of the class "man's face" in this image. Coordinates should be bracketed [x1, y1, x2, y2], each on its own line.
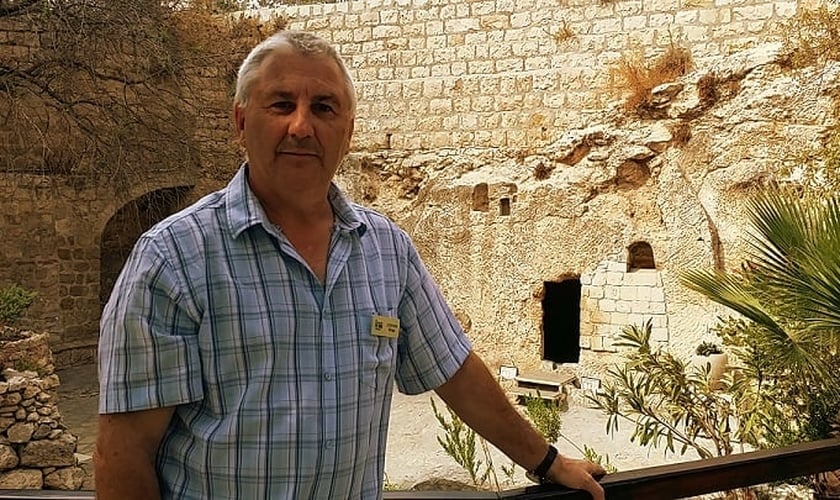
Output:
[234, 50, 354, 196]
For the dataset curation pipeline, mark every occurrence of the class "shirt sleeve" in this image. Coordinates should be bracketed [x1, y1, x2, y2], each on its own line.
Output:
[394, 241, 472, 395]
[98, 236, 204, 414]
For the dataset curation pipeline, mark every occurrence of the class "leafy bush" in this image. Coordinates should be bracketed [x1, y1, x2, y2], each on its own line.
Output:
[682, 189, 840, 494]
[524, 394, 617, 473]
[430, 398, 513, 490]
[589, 320, 742, 459]
[0, 285, 37, 325]
[524, 395, 562, 443]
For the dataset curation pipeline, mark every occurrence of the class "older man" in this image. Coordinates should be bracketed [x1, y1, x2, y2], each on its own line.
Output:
[95, 31, 605, 500]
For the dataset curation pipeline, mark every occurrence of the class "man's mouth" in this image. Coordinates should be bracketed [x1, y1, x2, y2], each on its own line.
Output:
[277, 150, 319, 157]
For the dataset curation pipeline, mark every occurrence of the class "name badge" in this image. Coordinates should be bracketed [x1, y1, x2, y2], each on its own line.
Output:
[371, 314, 400, 338]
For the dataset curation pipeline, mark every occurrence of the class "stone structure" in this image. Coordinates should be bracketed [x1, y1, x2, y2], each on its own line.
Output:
[0, 0, 837, 383]
[255, 0, 805, 151]
[0, 327, 86, 490]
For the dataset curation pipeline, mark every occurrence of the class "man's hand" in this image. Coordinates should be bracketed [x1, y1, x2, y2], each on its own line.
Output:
[435, 353, 606, 499]
[547, 455, 606, 500]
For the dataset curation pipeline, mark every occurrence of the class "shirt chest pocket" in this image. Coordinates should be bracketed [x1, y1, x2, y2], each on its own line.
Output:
[355, 310, 397, 392]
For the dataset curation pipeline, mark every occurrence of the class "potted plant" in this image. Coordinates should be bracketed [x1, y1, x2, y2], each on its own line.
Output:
[693, 341, 728, 389]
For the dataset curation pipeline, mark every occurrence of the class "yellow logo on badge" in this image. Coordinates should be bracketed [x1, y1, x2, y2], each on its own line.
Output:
[371, 314, 400, 338]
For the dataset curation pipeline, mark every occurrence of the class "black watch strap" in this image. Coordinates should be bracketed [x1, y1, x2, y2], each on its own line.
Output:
[531, 444, 558, 480]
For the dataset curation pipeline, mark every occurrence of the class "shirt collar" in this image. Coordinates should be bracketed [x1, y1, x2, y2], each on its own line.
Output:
[225, 163, 367, 239]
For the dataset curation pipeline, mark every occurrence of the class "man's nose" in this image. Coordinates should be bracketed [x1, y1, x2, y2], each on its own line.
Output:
[288, 106, 314, 138]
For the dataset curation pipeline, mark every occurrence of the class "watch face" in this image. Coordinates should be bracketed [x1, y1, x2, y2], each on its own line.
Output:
[526, 472, 548, 485]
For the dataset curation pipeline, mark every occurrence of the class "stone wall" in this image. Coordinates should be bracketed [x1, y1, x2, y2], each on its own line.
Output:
[257, 0, 803, 151]
[0, 173, 209, 366]
[0, 328, 85, 490]
[580, 262, 669, 350]
[0, 0, 835, 375]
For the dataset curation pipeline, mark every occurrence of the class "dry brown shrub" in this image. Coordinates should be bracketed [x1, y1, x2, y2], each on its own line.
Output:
[669, 121, 692, 146]
[611, 44, 694, 114]
[0, 0, 286, 184]
[697, 73, 719, 106]
[553, 21, 576, 43]
[696, 72, 742, 109]
[781, 6, 840, 68]
[533, 161, 552, 180]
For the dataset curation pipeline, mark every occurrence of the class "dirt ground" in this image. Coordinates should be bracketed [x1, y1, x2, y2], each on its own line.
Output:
[56, 363, 695, 491]
[55, 365, 814, 497]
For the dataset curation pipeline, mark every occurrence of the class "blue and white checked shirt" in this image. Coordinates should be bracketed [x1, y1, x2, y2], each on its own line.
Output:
[99, 165, 472, 499]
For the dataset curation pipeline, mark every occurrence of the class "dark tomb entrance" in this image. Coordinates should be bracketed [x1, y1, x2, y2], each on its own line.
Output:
[541, 279, 581, 363]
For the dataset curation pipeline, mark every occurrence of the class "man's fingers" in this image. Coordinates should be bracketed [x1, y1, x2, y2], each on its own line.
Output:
[588, 461, 607, 479]
[583, 475, 605, 500]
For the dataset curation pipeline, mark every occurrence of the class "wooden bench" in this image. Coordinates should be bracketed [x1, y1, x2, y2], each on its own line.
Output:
[510, 370, 576, 407]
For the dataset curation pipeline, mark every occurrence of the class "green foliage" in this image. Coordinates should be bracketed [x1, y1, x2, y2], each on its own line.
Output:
[681, 190, 840, 387]
[524, 394, 562, 443]
[582, 445, 617, 475]
[382, 473, 400, 492]
[13, 358, 45, 377]
[430, 397, 494, 489]
[589, 320, 740, 459]
[524, 392, 617, 474]
[0, 285, 37, 325]
[681, 190, 840, 496]
[695, 341, 722, 356]
[713, 318, 840, 448]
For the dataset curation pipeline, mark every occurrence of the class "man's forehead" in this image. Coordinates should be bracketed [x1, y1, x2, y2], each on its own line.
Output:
[256, 51, 348, 99]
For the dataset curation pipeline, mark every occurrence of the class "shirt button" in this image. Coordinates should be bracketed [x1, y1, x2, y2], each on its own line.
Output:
[323, 372, 333, 381]
[325, 440, 334, 449]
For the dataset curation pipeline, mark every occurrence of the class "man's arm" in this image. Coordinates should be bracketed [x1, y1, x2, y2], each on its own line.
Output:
[94, 407, 175, 500]
[435, 352, 605, 500]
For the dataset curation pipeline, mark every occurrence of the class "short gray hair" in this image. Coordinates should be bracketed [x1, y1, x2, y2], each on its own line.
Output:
[234, 31, 356, 116]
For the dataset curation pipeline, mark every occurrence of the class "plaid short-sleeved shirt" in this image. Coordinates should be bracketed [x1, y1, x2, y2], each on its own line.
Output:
[98, 165, 472, 499]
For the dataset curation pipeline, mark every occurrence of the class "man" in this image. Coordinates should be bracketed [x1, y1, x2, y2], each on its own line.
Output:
[95, 31, 605, 500]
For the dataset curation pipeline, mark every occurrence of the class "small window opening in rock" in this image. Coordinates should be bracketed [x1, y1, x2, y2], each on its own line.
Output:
[627, 241, 656, 271]
[499, 198, 511, 216]
[471, 183, 489, 212]
[541, 279, 581, 363]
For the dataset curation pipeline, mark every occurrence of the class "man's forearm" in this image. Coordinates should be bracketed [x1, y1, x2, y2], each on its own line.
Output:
[94, 409, 174, 500]
[94, 451, 161, 500]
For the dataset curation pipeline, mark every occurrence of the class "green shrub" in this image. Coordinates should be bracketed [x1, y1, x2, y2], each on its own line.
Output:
[0, 284, 37, 325]
[524, 395, 562, 444]
[589, 320, 741, 459]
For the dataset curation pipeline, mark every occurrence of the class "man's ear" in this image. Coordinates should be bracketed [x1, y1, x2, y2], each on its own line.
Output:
[345, 117, 355, 151]
[233, 103, 246, 145]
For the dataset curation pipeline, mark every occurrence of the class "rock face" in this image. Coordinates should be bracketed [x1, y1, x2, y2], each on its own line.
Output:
[0, 328, 86, 489]
[337, 46, 839, 376]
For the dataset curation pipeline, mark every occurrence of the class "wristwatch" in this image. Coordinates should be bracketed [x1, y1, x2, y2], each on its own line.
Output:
[526, 444, 558, 484]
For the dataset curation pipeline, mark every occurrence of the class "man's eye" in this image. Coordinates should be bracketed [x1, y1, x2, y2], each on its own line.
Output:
[313, 103, 335, 114]
[271, 102, 294, 112]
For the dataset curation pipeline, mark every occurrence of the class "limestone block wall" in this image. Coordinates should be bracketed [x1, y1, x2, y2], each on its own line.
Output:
[580, 261, 669, 352]
[257, 0, 802, 151]
[0, 328, 85, 490]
